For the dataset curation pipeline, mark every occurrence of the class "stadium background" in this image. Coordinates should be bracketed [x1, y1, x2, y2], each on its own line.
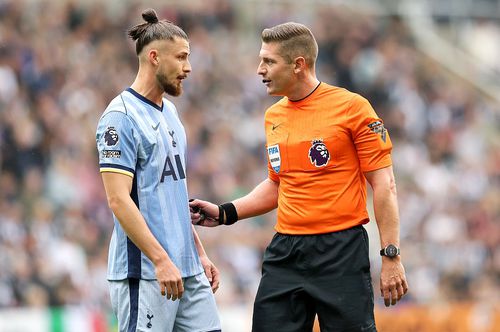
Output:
[0, 0, 499, 331]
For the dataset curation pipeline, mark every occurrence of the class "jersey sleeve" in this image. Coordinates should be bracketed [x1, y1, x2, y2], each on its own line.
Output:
[96, 111, 137, 178]
[267, 155, 280, 183]
[348, 94, 393, 172]
[264, 111, 281, 183]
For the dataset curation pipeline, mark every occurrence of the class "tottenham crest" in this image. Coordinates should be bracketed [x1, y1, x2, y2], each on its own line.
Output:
[267, 144, 281, 173]
[104, 126, 119, 146]
[308, 139, 330, 167]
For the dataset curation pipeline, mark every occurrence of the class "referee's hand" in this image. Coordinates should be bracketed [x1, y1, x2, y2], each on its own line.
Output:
[189, 199, 221, 227]
[380, 257, 408, 307]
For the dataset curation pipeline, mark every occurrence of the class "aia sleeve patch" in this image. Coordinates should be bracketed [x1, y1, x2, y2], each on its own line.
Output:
[102, 150, 121, 158]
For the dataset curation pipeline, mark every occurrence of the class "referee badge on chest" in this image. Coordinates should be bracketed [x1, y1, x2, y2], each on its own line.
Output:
[267, 144, 281, 173]
[309, 139, 330, 167]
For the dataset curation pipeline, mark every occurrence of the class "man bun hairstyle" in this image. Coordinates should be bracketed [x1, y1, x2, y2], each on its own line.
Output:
[261, 22, 318, 68]
[127, 8, 188, 55]
[142, 8, 159, 24]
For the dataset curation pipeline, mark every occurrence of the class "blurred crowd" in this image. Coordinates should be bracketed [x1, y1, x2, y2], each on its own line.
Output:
[0, 0, 498, 321]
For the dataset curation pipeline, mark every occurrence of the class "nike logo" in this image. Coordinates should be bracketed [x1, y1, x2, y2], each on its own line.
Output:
[152, 122, 160, 130]
[272, 123, 283, 130]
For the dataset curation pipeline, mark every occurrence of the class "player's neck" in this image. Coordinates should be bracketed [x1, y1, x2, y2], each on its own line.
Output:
[130, 71, 164, 107]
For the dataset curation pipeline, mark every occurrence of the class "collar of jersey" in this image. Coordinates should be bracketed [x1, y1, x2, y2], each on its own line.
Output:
[287, 81, 322, 104]
[126, 87, 163, 112]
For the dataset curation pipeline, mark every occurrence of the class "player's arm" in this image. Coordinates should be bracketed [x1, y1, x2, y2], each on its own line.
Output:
[190, 178, 279, 226]
[191, 225, 220, 293]
[101, 171, 184, 300]
[364, 165, 408, 307]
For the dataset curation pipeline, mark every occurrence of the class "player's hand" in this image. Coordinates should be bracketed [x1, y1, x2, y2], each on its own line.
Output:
[199, 255, 220, 293]
[189, 199, 221, 227]
[155, 256, 184, 301]
[380, 257, 408, 307]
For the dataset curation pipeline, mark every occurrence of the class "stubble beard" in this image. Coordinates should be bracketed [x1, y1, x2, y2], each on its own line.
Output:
[157, 73, 182, 97]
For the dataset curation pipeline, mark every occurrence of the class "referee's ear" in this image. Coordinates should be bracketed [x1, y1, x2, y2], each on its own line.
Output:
[293, 56, 306, 74]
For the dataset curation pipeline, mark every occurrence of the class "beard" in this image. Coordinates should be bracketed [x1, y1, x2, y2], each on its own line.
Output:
[156, 73, 182, 97]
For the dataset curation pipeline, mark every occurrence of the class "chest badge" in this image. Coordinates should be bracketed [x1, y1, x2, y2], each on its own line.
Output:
[168, 130, 177, 147]
[267, 144, 281, 173]
[309, 139, 330, 167]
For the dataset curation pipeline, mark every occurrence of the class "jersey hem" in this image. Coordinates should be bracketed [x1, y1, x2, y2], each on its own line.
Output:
[361, 160, 392, 173]
[275, 218, 369, 235]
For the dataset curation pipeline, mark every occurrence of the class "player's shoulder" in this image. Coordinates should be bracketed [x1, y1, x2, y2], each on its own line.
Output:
[101, 94, 128, 118]
[97, 93, 137, 131]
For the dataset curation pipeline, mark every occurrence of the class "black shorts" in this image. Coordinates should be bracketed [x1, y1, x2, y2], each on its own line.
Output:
[252, 225, 376, 332]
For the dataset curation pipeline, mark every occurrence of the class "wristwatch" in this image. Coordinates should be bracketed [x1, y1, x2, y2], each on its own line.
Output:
[380, 244, 400, 258]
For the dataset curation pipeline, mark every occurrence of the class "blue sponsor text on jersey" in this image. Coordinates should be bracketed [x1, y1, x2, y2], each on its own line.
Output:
[161, 154, 186, 182]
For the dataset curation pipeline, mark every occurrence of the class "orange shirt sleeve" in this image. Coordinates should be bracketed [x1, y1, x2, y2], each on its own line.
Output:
[265, 112, 281, 183]
[267, 155, 280, 182]
[348, 94, 392, 172]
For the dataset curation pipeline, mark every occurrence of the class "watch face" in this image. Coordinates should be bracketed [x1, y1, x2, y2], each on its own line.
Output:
[386, 245, 398, 257]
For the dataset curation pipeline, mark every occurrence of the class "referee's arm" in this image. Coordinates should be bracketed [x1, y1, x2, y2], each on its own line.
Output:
[232, 178, 279, 220]
[365, 166, 409, 307]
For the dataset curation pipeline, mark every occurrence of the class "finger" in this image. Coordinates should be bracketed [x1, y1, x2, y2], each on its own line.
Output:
[382, 288, 391, 307]
[160, 282, 166, 296]
[396, 282, 405, 301]
[402, 278, 409, 294]
[189, 199, 200, 210]
[165, 283, 173, 300]
[198, 218, 219, 227]
[192, 212, 205, 225]
[177, 279, 184, 299]
[204, 265, 213, 284]
[211, 268, 220, 293]
[191, 213, 201, 225]
[170, 282, 179, 301]
[391, 287, 398, 305]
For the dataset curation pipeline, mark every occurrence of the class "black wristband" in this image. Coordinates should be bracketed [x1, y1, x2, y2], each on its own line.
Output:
[218, 204, 224, 225]
[219, 202, 238, 225]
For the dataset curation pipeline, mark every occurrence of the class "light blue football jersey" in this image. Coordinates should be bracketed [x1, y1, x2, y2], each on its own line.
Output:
[96, 88, 203, 280]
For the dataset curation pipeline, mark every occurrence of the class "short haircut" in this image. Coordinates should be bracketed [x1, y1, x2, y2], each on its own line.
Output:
[261, 22, 318, 68]
[127, 8, 188, 55]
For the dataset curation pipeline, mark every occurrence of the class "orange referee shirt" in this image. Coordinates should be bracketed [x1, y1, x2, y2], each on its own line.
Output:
[265, 82, 392, 234]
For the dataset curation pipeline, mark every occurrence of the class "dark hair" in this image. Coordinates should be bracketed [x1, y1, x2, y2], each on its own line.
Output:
[127, 8, 188, 55]
[261, 22, 318, 68]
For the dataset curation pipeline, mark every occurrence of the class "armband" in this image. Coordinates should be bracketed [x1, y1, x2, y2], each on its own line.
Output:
[219, 202, 238, 225]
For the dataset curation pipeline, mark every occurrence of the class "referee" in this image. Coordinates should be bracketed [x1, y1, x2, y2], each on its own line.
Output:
[190, 22, 408, 332]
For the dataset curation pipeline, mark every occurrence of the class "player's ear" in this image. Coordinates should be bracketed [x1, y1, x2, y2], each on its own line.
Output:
[148, 49, 160, 66]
